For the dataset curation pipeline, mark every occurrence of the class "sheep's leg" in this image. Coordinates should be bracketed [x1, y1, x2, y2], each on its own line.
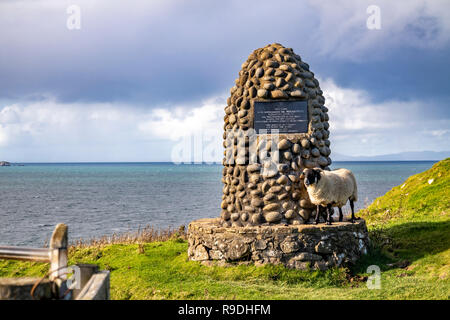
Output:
[338, 207, 343, 222]
[315, 205, 321, 224]
[326, 204, 333, 225]
[350, 200, 356, 223]
[323, 207, 329, 220]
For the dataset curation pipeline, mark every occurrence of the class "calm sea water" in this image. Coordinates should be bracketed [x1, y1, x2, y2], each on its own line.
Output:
[0, 161, 435, 246]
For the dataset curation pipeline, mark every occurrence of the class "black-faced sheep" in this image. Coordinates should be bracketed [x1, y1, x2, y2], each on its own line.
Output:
[301, 168, 358, 224]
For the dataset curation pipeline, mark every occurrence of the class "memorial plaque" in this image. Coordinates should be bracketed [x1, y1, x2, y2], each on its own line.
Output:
[253, 100, 309, 134]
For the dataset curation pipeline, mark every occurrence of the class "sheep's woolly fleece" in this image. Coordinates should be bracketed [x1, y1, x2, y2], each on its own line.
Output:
[306, 168, 358, 207]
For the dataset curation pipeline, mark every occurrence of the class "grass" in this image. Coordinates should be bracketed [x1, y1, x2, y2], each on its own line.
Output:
[1, 159, 449, 299]
[358, 157, 450, 282]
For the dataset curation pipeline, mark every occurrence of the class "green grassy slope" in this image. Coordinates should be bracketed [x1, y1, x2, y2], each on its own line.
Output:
[1, 159, 449, 299]
[357, 158, 449, 281]
[360, 158, 449, 225]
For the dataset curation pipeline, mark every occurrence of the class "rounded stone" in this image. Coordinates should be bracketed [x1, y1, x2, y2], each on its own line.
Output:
[283, 151, 292, 160]
[291, 192, 300, 200]
[252, 213, 263, 224]
[269, 186, 282, 193]
[310, 137, 319, 147]
[278, 193, 288, 201]
[261, 181, 271, 193]
[271, 90, 288, 99]
[290, 90, 303, 98]
[262, 168, 277, 178]
[311, 148, 320, 157]
[257, 89, 268, 98]
[320, 146, 331, 157]
[264, 211, 282, 223]
[298, 209, 311, 220]
[301, 150, 310, 159]
[251, 198, 263, 207]
[263, 203, 280, 212]
[263, 82, 275, 90]
[255, 67, 264, 78]
[238, 190, 246, 198]
[265, 60, 279, 68]
[304, 160, 316, 168]
[241, 100, 250, 109]
[284, 209, 295, 219]
[250, 189, 262, 197]
[300, 139, 310, 148]
[277, 163, 289, 172]
[244, 205, 255, 212]
[299, 199, 311, 208]
[220, 200, 228, 209]
[263, 193, 276, 202]
[247, 163, 261, 172]
[318, 156, 328, 167]
[231, 221, 243, 228]
[275, 77, 285, 87]
[276, 175, 289, 185]
[249, 174, 260, 184]
[221, 210, 231, 221]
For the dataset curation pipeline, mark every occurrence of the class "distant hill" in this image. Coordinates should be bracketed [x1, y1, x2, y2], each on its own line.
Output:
[333, 151, 450, 161]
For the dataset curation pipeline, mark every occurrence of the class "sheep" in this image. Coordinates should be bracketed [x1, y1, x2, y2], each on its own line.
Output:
[301, 167, 358, 225]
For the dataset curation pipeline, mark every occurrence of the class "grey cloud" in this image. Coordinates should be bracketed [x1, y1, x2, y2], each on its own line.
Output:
[2, 0, 450, 107]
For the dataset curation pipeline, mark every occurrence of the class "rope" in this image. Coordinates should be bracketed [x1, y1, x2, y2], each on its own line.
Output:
[30, 266, 72, 300]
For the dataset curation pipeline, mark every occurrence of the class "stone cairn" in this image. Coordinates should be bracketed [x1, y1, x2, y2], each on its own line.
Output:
[188, 44, 369, 270]
[220, 43, 331, 227]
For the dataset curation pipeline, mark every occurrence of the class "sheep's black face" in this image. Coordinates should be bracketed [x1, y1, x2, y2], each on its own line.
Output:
[302, 168, 321, 187]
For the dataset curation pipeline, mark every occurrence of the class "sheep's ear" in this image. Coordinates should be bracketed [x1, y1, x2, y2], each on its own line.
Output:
[299, 169, 306, 179]
[314, 169, 322, 181]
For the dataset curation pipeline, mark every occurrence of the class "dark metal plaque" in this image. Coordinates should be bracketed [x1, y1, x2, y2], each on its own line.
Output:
[253, 100, 309, 134]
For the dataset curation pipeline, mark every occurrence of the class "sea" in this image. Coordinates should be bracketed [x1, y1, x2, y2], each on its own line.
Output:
[0, 161, 436, 246]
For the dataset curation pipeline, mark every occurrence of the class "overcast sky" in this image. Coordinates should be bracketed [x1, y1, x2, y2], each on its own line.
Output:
[0, 0, 449, 162]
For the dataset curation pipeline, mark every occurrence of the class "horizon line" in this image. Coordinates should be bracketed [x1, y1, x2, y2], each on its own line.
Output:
[1, 160, 441, 164]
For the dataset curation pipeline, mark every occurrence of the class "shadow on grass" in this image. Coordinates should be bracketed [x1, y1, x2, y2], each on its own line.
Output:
[352, 220, 450, 274]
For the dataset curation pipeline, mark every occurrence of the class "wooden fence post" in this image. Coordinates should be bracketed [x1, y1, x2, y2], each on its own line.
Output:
[49, 223, 68, 283]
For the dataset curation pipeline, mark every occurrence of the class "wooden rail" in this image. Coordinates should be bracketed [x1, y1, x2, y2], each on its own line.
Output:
[0, 223, 110, 300]
[0, 223, 68, 282]
[0, 246, 50, 262]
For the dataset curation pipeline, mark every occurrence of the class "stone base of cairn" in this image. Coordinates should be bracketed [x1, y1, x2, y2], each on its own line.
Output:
[188, 218, 370, 270]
